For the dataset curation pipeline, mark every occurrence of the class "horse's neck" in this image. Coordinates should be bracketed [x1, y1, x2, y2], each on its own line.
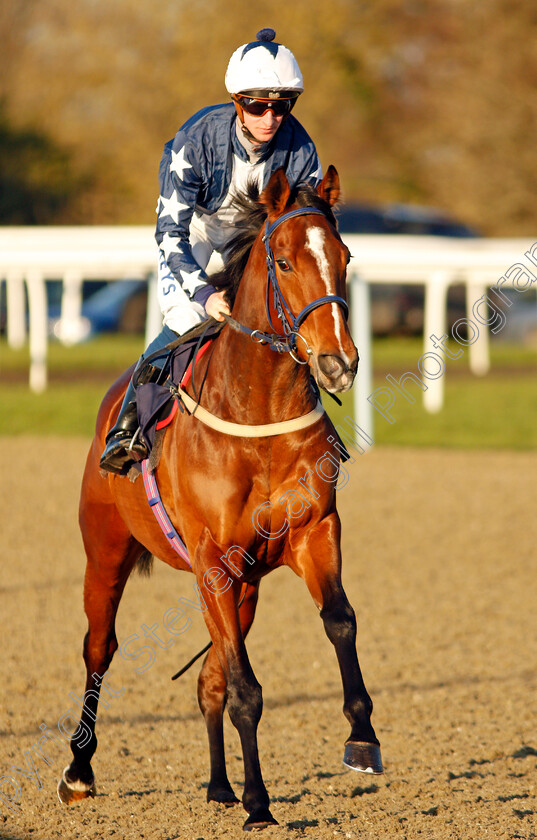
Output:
[204, 325, 315, 424]
[203, 256, 316, 423]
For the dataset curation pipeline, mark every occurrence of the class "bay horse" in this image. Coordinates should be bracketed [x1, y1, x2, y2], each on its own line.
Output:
[58, 166, 383, 830]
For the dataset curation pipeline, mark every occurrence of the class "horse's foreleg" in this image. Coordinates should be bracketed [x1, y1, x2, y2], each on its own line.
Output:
[57, 530, 139, 805]
[195, 535, 276, 830]
[291, 513, 383, 775]
[198, 581, 259, 806]
[320, 586, 383, 774]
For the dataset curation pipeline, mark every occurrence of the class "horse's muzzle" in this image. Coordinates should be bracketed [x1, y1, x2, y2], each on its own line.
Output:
[317, 353, 358, 394]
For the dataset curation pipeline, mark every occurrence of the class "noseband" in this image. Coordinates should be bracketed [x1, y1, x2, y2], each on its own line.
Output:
[226, 206, 349, 364]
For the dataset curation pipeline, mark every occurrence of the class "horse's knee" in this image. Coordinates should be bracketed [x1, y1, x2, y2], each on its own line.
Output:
[227, 674, 263, 729]
[321, 600, 356, 646]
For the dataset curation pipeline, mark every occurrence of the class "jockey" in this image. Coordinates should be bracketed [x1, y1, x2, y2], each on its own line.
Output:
[100, 28, 322, 474]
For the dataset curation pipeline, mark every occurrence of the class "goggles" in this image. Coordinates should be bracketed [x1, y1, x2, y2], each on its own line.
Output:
[233, 95, 296, 118]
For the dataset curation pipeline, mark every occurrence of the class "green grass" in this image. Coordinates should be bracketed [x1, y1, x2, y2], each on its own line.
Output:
[322, 337, 537, 450]
[0, 383, 106, 436]
[0, 333, 144, 374]
[324, 375, 537, 450]
[0, 334, 144, 436]
[1, 334, 536, 448]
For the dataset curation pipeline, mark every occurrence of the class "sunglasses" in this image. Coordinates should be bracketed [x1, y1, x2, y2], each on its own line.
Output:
[234, 95, 295, 118]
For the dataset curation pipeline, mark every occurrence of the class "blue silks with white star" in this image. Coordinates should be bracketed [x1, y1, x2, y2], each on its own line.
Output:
[154, 102, 322, 311]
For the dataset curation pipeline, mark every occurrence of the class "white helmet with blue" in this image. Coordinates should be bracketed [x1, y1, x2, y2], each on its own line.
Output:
[225, 28, 304, 99]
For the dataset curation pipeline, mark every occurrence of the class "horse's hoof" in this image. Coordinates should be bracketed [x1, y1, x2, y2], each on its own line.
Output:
[243, 806, 279, 831]
[207, 784, 239, 805]
[343, 741, 383, 774]
[57, 766, 96, 805]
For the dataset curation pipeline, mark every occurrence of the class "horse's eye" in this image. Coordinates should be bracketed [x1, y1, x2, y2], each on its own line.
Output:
[276, 259, 291, 272]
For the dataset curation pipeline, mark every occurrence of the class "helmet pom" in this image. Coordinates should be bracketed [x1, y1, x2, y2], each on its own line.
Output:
[256, 28, 276, 42]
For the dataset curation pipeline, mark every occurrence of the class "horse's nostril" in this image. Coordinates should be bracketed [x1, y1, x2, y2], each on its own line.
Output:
[318, 354, 346, 378]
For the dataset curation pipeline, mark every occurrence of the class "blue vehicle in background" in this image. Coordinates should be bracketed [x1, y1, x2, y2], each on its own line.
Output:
[335, 201, 479, 238]
[76, 278, 148, 334]
[45, 277, 149, 342]
[335, 202, 479, 335]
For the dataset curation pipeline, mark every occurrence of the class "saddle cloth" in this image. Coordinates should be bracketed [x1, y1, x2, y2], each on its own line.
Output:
[135, 328, 218, 454]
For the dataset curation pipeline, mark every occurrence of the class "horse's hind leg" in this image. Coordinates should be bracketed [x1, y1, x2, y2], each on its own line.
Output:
[197, 581, 259, 805]
[58, 521, 140, 804]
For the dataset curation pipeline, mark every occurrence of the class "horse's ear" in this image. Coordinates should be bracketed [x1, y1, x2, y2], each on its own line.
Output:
[261, 168, 291, 219]
[317, 165, 340, 207]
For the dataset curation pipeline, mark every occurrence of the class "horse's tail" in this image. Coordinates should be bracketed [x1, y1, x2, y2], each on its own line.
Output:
[135, 550, 154, 577]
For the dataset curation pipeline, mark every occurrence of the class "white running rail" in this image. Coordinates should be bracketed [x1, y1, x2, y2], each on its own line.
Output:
[1, 227, 536, 440]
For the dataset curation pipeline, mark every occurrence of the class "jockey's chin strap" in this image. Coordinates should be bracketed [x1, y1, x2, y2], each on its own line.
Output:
[224, 206, 349, 365]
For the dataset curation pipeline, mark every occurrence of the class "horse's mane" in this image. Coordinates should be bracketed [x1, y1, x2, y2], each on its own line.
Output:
[210, 181, 337, 306]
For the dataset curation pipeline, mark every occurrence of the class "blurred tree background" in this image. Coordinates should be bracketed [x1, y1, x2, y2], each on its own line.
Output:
[1, 0, 536, 233]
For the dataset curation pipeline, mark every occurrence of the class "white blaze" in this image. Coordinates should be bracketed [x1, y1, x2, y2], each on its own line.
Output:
[305, 227, 348, 362]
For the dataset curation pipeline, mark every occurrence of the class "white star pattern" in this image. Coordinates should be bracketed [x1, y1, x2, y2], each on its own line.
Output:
[180, 268, 205, 296]
[310, 162, 323, 182]
[169, 146, 193, 180]
[158, 190, 189, 224]
[159, 232, 181, 259]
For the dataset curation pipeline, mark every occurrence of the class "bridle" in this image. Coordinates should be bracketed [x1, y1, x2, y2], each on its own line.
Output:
[225, 206, 349, 364]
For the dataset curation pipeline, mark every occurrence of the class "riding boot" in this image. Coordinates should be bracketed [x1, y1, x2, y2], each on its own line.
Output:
[99, 376, 148, 475]
[100, 325, 180, 474]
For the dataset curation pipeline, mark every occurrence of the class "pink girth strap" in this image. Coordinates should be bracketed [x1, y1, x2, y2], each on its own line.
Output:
[141, 459, 191, 567]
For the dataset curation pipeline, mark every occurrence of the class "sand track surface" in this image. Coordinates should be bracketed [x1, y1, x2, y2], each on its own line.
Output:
[0, 438, 536, 839]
